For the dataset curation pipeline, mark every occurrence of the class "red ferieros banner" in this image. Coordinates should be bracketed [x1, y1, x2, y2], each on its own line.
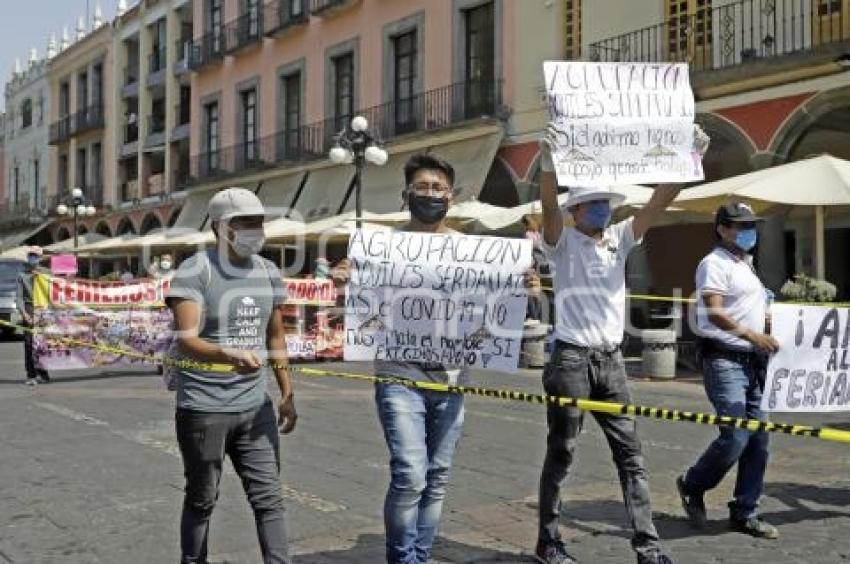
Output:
[283, 278, 337, 306]
[33, 274, 171, 308]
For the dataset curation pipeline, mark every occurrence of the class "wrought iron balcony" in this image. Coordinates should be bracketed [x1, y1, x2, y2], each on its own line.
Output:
[264, 0, 308, 36]
[73, 104, 105, 135]
[189, 79, 504, 183]
[48, 115, 73, 144]
[225, 9, 264, 53]
[310, 0, 358, 17]
[189, 29, 226, 70]
[588, 0, 850, 73]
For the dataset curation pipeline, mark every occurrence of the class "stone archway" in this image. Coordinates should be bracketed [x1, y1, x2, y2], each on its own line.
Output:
[95, 221, 112, 237]
[771, 86, 850, 164]
[139, 213, 163, 235]
[478, 158, 520, 208]
[695, 112, 757, 181]
[117, 217, 137, 236]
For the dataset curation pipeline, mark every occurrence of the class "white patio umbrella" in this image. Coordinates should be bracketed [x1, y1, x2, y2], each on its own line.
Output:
[675, 155, 850, 278]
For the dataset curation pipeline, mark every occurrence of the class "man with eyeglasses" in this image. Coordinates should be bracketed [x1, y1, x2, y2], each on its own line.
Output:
[334, 153, 539, 563]
[533, 125, 709, 564]
[676, 202, 779, 539]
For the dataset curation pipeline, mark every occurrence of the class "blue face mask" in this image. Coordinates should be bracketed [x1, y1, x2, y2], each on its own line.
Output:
[582, 201, 612, 230]
[735, 228, 758, 251]
[27, 256, 39, 267]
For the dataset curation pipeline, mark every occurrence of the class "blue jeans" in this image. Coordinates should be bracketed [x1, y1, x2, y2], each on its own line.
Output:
[683, 353, 770, 520]
[375, 383, 465, 564]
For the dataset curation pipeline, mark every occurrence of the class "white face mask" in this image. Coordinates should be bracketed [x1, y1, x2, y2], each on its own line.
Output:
[227, 227, 265, 258]
[160, 261, 172, 270]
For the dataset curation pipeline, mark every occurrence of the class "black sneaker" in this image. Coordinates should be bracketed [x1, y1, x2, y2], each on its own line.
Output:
[535, 540, 579, 564]
[729, 516, 778, 539]
[37, 370, 50, 383]
[676, 475, 707, 528]
[637, 552, 675, 564]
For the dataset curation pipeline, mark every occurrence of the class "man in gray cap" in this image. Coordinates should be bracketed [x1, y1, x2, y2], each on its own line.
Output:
[166, 187, 296, 564]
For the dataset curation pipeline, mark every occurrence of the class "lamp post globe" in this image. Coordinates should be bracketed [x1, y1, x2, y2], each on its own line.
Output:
[329, 145, 350, 164]
[365, 145, 388, 166]
[56, 204, 68, 215]
[71, 187, 83, 199]
[350, 115, 368, 132]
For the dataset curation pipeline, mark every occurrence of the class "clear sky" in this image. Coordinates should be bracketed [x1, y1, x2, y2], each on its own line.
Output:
[0, 1, 134, 111]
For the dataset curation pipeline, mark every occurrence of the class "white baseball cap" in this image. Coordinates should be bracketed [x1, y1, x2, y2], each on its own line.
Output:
[561, 186, 626, 209]
[207, 187, 267, 221]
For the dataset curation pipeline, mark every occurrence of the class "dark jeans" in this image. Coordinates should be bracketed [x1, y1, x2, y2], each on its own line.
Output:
[24, 331, 37, 379]
[175, 399, 290, 564]
[538, 341, 661, 557]
[682, 352, 770, 520]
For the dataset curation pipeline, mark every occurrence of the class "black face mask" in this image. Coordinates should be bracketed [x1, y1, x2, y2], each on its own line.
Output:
[408, 194, 449, 224]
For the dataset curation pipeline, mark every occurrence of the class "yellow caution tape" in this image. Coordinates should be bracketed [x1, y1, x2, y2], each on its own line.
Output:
[5, 319, 850, 444]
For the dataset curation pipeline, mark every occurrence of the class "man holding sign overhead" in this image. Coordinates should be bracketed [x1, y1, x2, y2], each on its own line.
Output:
[535, 61, 710, 564]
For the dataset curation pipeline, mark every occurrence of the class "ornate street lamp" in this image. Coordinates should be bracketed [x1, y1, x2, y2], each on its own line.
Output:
[56, 187, 97, 250]
[328, 115, 388, 228]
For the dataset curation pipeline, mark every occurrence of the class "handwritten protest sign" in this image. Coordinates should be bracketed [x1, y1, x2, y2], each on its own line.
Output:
[344, 228, 532, 372]
[543, 61, 702, 186]
[763, 304, 850, 412]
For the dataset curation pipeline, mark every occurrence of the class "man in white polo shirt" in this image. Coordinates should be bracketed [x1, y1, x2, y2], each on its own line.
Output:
[676, 202, 779, 539]
[533, 125, 708, 564]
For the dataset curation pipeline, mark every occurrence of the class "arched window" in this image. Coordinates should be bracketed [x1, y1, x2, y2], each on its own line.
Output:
[140, 213, 163, 235]
[117, 218, 137, 236]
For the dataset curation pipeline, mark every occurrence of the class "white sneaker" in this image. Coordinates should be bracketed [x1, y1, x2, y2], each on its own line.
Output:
[25, 378, 37, 386]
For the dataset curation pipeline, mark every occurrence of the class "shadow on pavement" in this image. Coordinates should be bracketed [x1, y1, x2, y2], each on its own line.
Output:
[298, 533, 530, 563]
[541, 485, 850, 545]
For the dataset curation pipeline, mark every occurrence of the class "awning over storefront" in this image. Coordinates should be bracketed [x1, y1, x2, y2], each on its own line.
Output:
[172, 187, 219, 231]
[290, 166, 355, 222]
[0, 220, 54, 251]
[44, 233, 108, 253]
[337, 129, 505, 216]
[76, 228, 210, 255]
[431, 131, 504, 203]
[258, 171, 306, 218]
[172, 172, 305, 230]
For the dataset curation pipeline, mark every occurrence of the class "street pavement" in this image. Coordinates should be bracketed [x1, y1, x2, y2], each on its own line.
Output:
[2, 339, 850, 563]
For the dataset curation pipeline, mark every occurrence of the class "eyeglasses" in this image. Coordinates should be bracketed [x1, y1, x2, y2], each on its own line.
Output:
[408, 182, 452, 197]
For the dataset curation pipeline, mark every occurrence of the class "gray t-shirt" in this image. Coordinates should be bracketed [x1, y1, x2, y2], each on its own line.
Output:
[166, 250, 287, 412]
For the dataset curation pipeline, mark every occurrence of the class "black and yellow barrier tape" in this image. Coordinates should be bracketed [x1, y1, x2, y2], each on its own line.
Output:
[4, 319, 850, 444]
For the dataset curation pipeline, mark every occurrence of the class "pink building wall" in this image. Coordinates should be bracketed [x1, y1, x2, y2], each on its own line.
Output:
[190, 0, 508, 155]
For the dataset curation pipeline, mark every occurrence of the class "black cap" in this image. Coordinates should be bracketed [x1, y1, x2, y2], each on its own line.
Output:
[715, 202, 762, 225]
